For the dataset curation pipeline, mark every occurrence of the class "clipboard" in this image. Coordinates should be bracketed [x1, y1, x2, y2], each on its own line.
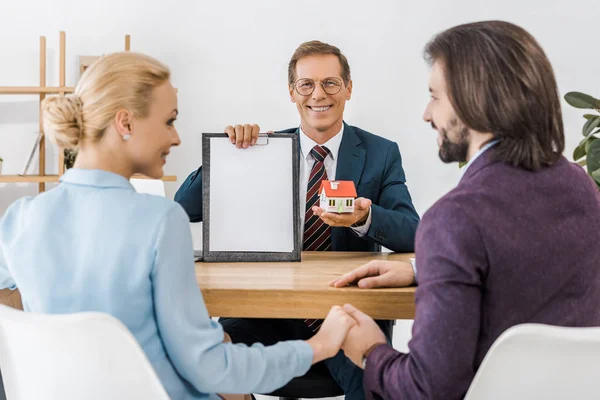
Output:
[202, 133, 301, 262]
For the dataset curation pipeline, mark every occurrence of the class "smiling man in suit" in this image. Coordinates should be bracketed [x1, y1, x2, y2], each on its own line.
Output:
[174, 41, 420, 399]
[176, 40, 419, 254]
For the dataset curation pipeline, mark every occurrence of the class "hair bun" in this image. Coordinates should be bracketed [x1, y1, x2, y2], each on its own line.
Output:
[41, 95, 84, 149]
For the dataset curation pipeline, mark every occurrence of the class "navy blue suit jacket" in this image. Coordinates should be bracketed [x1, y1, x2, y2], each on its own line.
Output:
[174, 123, 420, 252]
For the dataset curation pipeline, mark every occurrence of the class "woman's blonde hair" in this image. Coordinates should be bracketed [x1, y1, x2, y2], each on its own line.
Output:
[42, 52, 170, 149]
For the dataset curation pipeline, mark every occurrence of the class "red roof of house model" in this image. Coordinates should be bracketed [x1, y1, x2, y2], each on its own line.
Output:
[319, 180, 357, 198]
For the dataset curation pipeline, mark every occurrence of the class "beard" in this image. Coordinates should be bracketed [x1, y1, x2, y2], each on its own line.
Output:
[438, 118, 470, 163]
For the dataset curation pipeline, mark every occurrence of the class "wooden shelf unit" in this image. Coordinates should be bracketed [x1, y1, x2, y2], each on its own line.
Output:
[0, 175, 61, 183]
[0, 32, 176, 192]
[0, 86, 75, 95]
[0, 174, 177, 183]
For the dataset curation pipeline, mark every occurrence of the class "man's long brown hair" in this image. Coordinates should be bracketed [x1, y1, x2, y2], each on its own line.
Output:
[424, 21, 564, 171]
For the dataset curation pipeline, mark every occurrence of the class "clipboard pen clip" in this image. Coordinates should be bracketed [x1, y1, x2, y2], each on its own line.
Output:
[256, 134, 269, 146]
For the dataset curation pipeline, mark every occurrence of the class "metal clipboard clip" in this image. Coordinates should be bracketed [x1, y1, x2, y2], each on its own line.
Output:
[256, 133, 269, 146]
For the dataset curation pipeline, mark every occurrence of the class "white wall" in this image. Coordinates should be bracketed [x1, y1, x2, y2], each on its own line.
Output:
[1, 0, 599, 216]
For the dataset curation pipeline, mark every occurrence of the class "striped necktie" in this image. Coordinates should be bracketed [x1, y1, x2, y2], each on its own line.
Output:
[303, 145, 332, 251]
[303, 145, 332, 332]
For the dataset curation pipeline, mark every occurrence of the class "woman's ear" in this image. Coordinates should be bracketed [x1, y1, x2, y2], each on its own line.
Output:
[114, 109, 133, 140]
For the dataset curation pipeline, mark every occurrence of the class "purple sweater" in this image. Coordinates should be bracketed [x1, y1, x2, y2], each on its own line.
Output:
[363, 152, 600, 399]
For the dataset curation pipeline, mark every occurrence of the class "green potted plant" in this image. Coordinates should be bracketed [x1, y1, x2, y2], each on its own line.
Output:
[564, 92, 600, 190]
[0, 155, 3, 176]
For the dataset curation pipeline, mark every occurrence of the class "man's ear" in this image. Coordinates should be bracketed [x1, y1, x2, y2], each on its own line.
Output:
[289, 84, 296, 103]
[346, 80, 353, 101]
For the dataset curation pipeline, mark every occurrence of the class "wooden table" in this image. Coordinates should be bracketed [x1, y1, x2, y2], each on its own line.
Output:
[196, 252, 416, 320]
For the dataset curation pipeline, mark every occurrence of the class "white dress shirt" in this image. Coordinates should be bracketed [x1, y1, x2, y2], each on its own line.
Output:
[299, 126, 372, 240]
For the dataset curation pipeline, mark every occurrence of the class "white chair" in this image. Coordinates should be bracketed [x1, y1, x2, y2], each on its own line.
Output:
[0, 305, 169, 400]
[465, 323, 600, 400]
[130, 178, 165, 197]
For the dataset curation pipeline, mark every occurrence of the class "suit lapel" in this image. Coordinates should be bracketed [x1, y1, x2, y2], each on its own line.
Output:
[335, 123, 366, 184]
[332, 123, 365, 251]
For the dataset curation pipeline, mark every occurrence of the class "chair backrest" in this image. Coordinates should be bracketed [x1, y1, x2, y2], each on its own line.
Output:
[130, 178, 165, 197]
[465, 323, 600, 400]
[0, 305, 169, 400]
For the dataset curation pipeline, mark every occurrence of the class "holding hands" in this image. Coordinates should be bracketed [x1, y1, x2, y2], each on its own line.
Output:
[339, 304, 387, 368]
[308, 304, 387, 369]
[311, 259, 418, 366]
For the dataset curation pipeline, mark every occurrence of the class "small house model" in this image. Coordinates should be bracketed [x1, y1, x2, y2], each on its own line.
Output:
[319, 180, 357, 213]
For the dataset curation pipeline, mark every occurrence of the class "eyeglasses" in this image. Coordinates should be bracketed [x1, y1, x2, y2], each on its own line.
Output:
[293, 77, 344, 96]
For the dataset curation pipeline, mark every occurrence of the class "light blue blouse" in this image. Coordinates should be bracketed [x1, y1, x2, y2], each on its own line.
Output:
[0, 169, 312, 399]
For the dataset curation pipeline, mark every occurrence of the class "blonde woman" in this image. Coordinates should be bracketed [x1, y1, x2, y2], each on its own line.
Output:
[0, 52, 355, 400]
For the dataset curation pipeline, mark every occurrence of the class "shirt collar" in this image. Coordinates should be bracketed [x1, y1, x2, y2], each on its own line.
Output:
[59, 168, 135, 190]
[460, 140, 499, 180]
[299, 124, 344, 162]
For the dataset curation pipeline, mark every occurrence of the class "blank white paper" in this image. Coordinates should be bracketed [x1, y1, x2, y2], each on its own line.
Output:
[209, 138, 295, 252]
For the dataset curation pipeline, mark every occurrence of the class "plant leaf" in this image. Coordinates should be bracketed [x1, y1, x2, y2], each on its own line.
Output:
[586, 137, 597, 153]
[565, 92, 599, 109]
[573, 142, 587, 161]
[579, 135, 590, 147]
[584, 114, 600, 120]
[582, 116, 600, 136]
[586, 139, 600, 175]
